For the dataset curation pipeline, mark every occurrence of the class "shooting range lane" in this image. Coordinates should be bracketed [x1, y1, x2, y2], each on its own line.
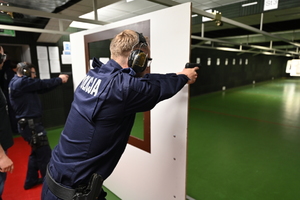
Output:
[187, 78, 300, 200]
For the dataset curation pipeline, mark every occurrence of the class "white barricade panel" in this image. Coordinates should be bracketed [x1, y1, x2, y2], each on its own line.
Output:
[70, 3, 191, 200]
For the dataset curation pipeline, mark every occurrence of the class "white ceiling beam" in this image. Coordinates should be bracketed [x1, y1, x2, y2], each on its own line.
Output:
[147, 0, 179, 7]
[0, 24, 71, 35]
[0, 5, 107, 25]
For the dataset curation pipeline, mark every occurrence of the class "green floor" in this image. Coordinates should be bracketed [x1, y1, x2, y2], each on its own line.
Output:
[187, 78, 300, 200]
[47, 78, 300, 200]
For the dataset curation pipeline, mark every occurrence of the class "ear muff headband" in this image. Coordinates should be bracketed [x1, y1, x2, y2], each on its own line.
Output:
[128, 32, 148, 73]
[18, 62, 31, 77]
[137, 32, 147, 46]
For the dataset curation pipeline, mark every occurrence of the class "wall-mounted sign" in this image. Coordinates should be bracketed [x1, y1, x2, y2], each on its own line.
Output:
[0, 29, 15, 37]
[264, 0, 279, 11]
[61, 41, 71, 64]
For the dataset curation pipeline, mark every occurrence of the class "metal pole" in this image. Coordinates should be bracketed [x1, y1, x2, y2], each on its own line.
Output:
[201, 23, 204, 37]
[270, 41, 273, 49]
[59, 19, 63, 32]
[260, 13, 264, 31]
[93, 0, 98, 21]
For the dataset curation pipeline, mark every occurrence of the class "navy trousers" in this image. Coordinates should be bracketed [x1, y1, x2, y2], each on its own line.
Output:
[25, 145, 51, 187]
[18, 121, 51, 188]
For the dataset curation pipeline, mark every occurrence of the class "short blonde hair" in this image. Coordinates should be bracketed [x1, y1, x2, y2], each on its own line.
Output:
[110, 30, 145, 59]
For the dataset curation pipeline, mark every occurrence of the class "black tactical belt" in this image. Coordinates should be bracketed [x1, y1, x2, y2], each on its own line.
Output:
[46, 167, 76, 200]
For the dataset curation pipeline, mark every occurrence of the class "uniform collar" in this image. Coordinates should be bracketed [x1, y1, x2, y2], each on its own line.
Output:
[94, 58, 136, 76]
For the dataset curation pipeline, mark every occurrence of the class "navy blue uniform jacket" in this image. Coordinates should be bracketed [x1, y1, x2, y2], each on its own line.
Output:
[9, 75, 62, 120]
[49, 59, 189, 188]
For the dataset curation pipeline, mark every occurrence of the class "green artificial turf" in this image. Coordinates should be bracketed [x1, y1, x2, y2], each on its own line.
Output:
[187, 78, 300, 200]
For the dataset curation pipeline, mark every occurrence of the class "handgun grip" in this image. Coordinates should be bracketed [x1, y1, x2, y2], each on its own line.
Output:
[75, 174, 103, 200]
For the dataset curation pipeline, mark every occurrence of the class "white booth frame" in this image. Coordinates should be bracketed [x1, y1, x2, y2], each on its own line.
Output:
[70, 3, 192, 200]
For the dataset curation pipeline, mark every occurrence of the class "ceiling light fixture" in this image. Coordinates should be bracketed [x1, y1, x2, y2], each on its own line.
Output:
[216, 47, 239, 52]
[242, 2, 257, 7]
[192, 14, 198, 17]
[126, 0, 134, 2]
[262, 51, 273, 55]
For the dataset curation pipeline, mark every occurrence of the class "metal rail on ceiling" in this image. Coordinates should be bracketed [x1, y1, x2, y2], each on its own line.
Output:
[191, 35, 300, 57]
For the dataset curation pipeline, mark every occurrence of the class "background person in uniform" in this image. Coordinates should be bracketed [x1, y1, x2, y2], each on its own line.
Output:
[8, 62, 69, 190]
[0, 45, 14, 200]
[41, 29, 199, 200]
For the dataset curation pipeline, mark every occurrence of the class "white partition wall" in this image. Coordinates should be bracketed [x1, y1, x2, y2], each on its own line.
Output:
[70, 3, 191, 200]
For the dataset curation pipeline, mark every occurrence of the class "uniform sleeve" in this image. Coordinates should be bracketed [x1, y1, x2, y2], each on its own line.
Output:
[125, 73, 189, 113]
[20, 77, 62, 93]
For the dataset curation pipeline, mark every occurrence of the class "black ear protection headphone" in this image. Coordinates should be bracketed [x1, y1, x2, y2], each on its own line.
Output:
[18, 62, 31, 77]
[128, 32, 150, 73]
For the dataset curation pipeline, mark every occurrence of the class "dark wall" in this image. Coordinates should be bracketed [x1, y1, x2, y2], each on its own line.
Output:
[38, 34, 75, 128]
[190, 48, 289, 96]
[0, 31, 74, 128]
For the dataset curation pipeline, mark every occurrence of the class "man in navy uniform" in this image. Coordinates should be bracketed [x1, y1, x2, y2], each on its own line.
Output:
[42, 29, 198, 200]
[0, 45, 14, 200]
[9, 62, 69, 190]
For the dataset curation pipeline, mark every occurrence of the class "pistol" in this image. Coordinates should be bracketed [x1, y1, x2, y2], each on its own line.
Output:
[74, 173, 103, 200]
[185, 63, 201, 68]
[60, 72, 72, 76]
